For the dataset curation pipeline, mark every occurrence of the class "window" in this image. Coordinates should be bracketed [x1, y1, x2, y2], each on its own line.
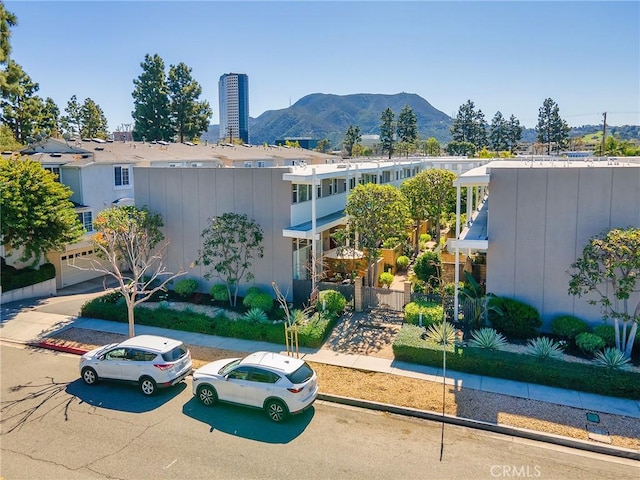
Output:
[227, 366, 251, 380]
[292, 184, 312, 203]
[249, 368, 279, 384]
[114, 166, 131, 187]
[77, 211, 93, 233]
[328, 178, 338, 195]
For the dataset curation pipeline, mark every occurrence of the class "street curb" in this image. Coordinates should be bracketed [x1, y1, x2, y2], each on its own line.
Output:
[34, 340, 88, 356]
[317, 393, 640, 461]
[27, 340, 640, 460]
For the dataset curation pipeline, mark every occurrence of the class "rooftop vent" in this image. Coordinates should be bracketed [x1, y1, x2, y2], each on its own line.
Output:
[183, 141, 194, 146]
[94, 147, 104, 151]
[50, 153, 62, 157]
[158, 140, 169, 146]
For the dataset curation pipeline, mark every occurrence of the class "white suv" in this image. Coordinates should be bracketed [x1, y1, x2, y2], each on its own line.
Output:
[192, 351, 318, 422]
[79, 335, 192, 396]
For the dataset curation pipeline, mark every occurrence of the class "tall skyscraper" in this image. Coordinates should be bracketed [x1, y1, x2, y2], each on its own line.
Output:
[218, 73, 249, 144]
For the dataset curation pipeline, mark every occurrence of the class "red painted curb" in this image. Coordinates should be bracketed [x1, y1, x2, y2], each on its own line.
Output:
[35, 341, 88, 356]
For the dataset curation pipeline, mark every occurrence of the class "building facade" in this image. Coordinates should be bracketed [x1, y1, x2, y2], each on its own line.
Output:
[218, 73, 249, 144]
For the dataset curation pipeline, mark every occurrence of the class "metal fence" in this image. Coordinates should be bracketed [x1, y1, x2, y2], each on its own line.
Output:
[410, 292, 477, 328]
[362, 286, 405, 311]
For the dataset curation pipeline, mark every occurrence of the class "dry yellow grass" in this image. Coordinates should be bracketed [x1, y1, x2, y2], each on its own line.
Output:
[46, 328, 640, 451]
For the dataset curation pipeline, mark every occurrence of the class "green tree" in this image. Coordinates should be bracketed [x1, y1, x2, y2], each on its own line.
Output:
[379, 108, 395, 159]
[507, 114, 522, 153]
[80, 97, 108, 139]
[451, 100, 487, 150]
[343, 124, 361, 157]
[400, 173, 430, 255]
[0, 61, 41, 143]
[315, 138, 330, 153]
[421, 169, 457, 244]
[445, 140, 476, 157]
[198, 213, 264, 307]
[90, 206, 186, 337]
[423, 137, 440, 156]
[132, 53, 171, 141]
[62, 94, 82, 137]
[39, 97, 60, 138]
[167, 62, 212, 143]
[0, 2, 17, 92]
[489, 111, 509, 152]
[0, 123, 20, 150]
[345, 183, 410, 286]
[0, 156, 84, 265]
[536, 98, 570, 154]
[568, 227, 640, 358]
[397, 105, 418, 156]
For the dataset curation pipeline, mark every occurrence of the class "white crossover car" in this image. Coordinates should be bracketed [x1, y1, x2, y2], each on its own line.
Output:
[79, 335, 192, 396]
[192, 351, 318, 422]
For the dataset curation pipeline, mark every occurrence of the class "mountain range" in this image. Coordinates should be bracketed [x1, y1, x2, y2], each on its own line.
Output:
[201, 92, 638, 149]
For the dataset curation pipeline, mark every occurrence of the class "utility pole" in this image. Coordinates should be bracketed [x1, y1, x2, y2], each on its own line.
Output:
[601, 112, 607, 156]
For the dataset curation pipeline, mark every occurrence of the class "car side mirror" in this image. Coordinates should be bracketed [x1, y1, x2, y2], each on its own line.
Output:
[98, 354, 105, 361]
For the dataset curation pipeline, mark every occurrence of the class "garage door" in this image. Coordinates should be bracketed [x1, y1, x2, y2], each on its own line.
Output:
[58, 248, 108, 288]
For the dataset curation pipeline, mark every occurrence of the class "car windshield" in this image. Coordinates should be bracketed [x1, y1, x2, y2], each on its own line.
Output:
[286, 362, 314, 384]
[219, 359, 241, 375]
[161, 344, 188, 362]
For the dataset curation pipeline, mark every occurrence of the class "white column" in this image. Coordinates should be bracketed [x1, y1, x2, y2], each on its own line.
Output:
[311, 168, 317, 292]
[454, 166, 462, 324]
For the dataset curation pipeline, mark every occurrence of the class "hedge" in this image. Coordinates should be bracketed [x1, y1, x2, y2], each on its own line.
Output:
[1, 263, 56, 292]
[392, 325, 640, 399]
[81, 295, 337, 349]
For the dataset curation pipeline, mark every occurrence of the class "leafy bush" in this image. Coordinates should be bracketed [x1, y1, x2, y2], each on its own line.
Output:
[593, 325, 616, 347]
[382, 237, 400, 248]
[413, 251, 441, 287]
[526, 337, 564, 360]
[378, 272, 394, 288]
[243, 307, 269, 324]
[316, 289, 347, 314]
[487, 297, 541, 339]
[469, 328, 507, 350]
[174, 279, 198, 298]
[594, 348, 631, 370]
[243, 292, 273, 313]
[246, 286, 262, 296]
[419, 233, 431, 243]
[1, 262, 56, 292]
[550, 315, 589, 341]
[392, 325, 640, 399]
[404, 300, 443, 326]
[209, 284, 229, 303]
[423, 322, 456, 345]
[396, 255, 410, 271]
[576, 332, 606, 356]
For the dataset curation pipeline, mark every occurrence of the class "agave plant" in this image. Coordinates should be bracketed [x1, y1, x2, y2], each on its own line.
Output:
[424, 321, 456, 345]
[468, 328, 508, 350]
[243, 307, 268, 324]
[593, 348, 631, 370]
[526, 337, 564, 360]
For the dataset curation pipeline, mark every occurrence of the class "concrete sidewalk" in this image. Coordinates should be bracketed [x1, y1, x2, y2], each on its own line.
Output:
[2, 307, 639, 420]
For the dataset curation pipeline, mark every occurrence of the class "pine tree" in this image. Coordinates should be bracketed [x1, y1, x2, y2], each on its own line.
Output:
[343, 124, 361, 157]
[80, 98, 108, 138]
[379, 108, 395, 159]
[489, 111, 509, 152]
[507, 114, 522, 153]
[167, 62, 212, 143]
[536, 98, 570, 154]
[0, 60, 41, 143]
[132, 53, 171, 141]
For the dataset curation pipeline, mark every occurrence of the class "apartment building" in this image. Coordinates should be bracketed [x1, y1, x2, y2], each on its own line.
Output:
[219, 73, 249, 144]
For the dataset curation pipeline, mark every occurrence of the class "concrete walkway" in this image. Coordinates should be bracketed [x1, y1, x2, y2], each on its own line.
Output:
[2, 303, 639, 419]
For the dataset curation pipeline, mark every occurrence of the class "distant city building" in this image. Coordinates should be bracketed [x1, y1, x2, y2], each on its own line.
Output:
[219, 73, 249, 144]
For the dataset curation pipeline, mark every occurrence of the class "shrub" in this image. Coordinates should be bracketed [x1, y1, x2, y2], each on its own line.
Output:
[382, 237, 400, 248]
[209, 284, 230, 303]
[526, 337, 564, 360]
[419, 233, 431, 243]
[413, 251, 441, 287]
[316, 289, 347, 314]
[174, 279, 198, 298]
[243, 292, 273, 313]
[423, 322, 456, 345]
[488, 297, 541, 339]
[593, 325, 616, 347]
[550, 315, 589, 341]
[404, 300, 443, 326]
[576, 332, 606, 356]
[469, 328, 507, 350]
[0, 262, 56, 292]
[378, 272, 394, 288]
[594, 348, 631, 370]
[243, 307, 269, 324]
[246, 286, 262, 296]
[396, 255, 410, 271]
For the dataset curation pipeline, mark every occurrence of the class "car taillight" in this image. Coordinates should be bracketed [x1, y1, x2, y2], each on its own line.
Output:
[153, 363, 173, 370]
[287, 387, 304, 393]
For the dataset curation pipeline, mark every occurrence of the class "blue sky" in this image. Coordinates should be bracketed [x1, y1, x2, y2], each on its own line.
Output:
[6, 1, 640, 130]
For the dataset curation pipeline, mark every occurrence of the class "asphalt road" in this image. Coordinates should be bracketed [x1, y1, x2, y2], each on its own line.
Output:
[1, 344, 638, 480]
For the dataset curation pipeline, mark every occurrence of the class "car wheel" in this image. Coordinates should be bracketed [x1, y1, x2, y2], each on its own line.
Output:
[81, 367, 98, 385]
[139, 376, 157, 396]
[265, 399, 288, 423]
[197, 385, 218, 406]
